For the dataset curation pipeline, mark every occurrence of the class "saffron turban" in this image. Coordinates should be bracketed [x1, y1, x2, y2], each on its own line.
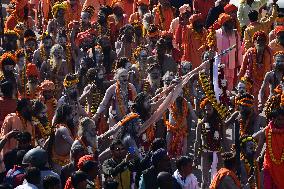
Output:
[189, 13, 202, 24]
[26, 63, 39, 78]
[179, 4, 191, 14]
[275, 26, 284, 35]
[217, 13, 232, 26]
[40, 80, 55, 91]
[77, 155, 94, 170]
[224, 4, 238, 13]
[137, 0, 149, 6]
[0, 52, 16, 68]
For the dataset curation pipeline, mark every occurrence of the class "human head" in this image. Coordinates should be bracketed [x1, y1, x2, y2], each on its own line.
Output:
[162, 71, 174, 86]
[22, 148, 48, 169]
[17, 98, 32, 121]
[121, 24, 135, 43]
[80, 160, 98, 180]
[3, 30, 19, 51]
[1, 80, 14, 98]
[143, 13, 154, 30]
[132, 92, 151, 119]
[0, 52, 16, 74]
[115, 57, 132, 71]
[32, 100, 48, 123]
[147, 24, 159, 45]
[157, 172, 174, 189]
[271, 108, 284, 128]
[43, 175, 61, 189]
[237, 94, 254, 117]
[110, 140, 127, 161]
[26, 63, 39, 84]
[147, 63, 161, 81]
[237, 81, 247, 95]
[158, 0, 170, 6]
[40, 80, 55, 100]
[176, 156, 193, 177]
[274, 51, 284, 72]
[24, 29, 37, 51]
[41, 33, 53, 49]
[248, 10, 258, 22]
[70, 145, 86, 164]
[137, 47, 149, 63]
[112, 2, 124, 18]
[224, 4, 238, 18]
[179, 4, 192, 23]
[16, 131, 32, 149]
[50, 44, 64, 60]
[200, 98, 214, 119]
[53, 104, 73, 127]
[56, 30, 67, 47]
[253, 31, 267, 51]
[71, 171, 88, 189]
[218, 13, 234, 32]
[52, 2, 66, 18]
[275, 26, 284, 46]
[137, 0, 149, 16]
[240, 135, 256, 156]
[81, 6, 94, 23]
[222, 152, 237, 171]
[77, 117, 97, 147]
[190, 14, 204, 33]
[114, 68, 128, 85]
[181, 61, 192, 75]
[63, 73, 79, 100]
[151, 148, 171, 172]
[156, 38, 166, 55]
[25, 167, 41, 185]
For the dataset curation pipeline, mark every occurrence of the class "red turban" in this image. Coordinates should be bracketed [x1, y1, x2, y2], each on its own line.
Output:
[26, 63, 39, 78]
[275, 26, 284, 35]
[40, 80, 55, 91]
[189, 13, 202, 24]
[217, 13, 232, 26]
[75, 29, 95, 47]
[253, 30, 267, 42]
[77, 155, 94, 170]
[137, 0, 149, 5]
[224, 4, 238, 13]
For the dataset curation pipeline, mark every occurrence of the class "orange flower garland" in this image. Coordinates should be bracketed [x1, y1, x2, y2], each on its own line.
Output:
[118, 113, 140, 127]
[39, 45, 47, 62]
[250, 48, 269, 81]
[267, 128, 284, 165]
[115, 82, 133, 117]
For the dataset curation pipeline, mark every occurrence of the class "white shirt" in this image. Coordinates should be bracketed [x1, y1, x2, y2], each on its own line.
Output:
[15, 181, 39, 189]
[173, 170, 199, 189]
[237, 0, 268, 27]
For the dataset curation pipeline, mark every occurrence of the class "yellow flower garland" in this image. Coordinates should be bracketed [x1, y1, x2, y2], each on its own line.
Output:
[267, 128, 284, 165]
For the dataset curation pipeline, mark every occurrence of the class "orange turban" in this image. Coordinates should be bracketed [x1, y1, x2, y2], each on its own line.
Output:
[40, 80, 55, 91]
[189, 13, 202, 24]
[26, 63, 39, 78]
[218, 13, 232, 26]
[77, 155, 94, 170]
[275, 26, 284, 35]
[224, 4, 238, 13]
[200, 97, 210, 109]
[137, 0, 149, 6]
[0, 52, 16, 68]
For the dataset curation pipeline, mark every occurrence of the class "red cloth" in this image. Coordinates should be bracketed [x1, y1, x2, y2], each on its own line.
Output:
[193, 0, 215, 21]
[275, 26, 284, 35]
[77, 155, 94, 169]
[26, 63, 39, 78]
[224, 4, 238, 13]
[0, 97, 17, 127]
[263, 122, 284, 189]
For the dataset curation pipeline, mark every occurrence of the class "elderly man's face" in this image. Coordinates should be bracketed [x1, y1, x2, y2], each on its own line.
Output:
[139, 50, 148, 62]
[57, 36, 67, 47]
[81, 12, 90, 23]
[56, 9, 65, 18]
[43, 39, 53, 49]
[118, 70, 129, 85]
[25, 40, 36, 51]
[149, 68, 160, 80]
[237, 82, 246, 94]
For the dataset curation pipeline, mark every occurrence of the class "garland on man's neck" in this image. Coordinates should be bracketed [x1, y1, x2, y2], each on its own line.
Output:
[199, 71, 229, 119]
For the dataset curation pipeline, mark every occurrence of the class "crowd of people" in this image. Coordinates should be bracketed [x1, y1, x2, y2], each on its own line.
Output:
[0, 0, 283, 188]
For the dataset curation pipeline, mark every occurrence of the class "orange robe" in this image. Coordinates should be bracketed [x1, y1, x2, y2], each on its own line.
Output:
[238, 47, 273, 106]
[44, 98, 57, 123]
[210, 168, 241, 189]
[263, 122, 284, 189]
[5, 12, 34, 30]
[153, 4, 175, 31]
[268, 39, 284, 55]
[63, 0, 82, 24]
[1, 113, 34, 155]
[178, 24, 206, 69]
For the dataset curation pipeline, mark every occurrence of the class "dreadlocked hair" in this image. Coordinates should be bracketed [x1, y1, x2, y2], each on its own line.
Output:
[264, 94, 281, 120]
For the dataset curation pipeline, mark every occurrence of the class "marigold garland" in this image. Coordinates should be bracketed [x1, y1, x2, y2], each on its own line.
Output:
[32, 117, 52, 140]
[39, 45, 47, 62]
[118, 113, 140, 127]
[267, 128, 284, 165]
[115, 82, 133, 117]
[249, 48, 269, 81]
[157, 4, 165, 30]
[199, 72, 229, 119]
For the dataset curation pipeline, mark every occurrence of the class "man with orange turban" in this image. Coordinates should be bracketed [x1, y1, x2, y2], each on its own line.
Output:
[269, 26, 284, 55]
[269, 17, 284, 42]
[83, 0, 112, 22]
[153, 0, 175, 31]
[38, 80, 57, 123]
[224, 4, 241, 34]
[243, 3, 278, 52]
[129, 0, 149, 23]
[21, 63, 40, 100]
[178, 13, 207, 69]
[238, 31, 273, 108]
[5, 0, 34, 30]
[215, 13, 242, 91]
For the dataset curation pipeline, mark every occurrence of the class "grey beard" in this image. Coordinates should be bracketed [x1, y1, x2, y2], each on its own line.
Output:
[85, 134, 97, 147]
